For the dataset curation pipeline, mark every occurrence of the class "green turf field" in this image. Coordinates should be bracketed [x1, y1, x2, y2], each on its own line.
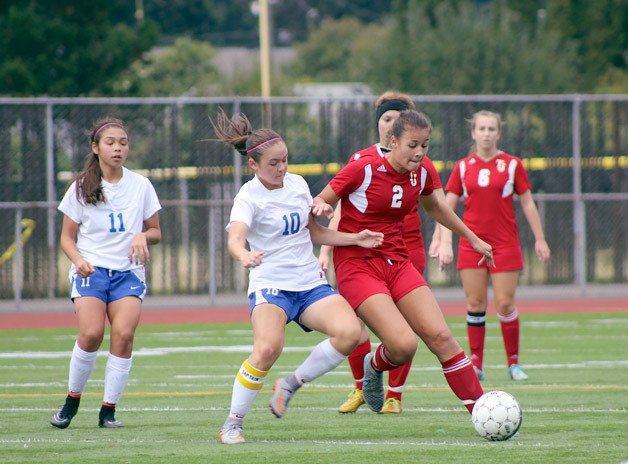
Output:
[1, 312, 626, 463]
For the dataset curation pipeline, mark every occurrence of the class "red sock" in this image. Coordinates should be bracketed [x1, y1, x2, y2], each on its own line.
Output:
[442, 351, 484, 413]
[499, 309, 520, 367]
[347, 339, 371, 389]
[466, 311, 486, 370]
[371, 344, 399, 372]
[68, 391, 81, 399]
[386, 360, 412, 401]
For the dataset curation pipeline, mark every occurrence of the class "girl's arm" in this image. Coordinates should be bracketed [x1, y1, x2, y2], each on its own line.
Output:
[308, 214, 383, 249]
[227, 221, 265, 269]
[421, 191, 494, 267]
[519, 190, 551, 262]
[129, 213, 161, 265]
[311, 185, 340, 219]
[60, 215, 95, 278]
[318, 202, 341, 272]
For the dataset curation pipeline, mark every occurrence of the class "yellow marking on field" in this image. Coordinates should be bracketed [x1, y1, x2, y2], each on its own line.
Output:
[2, 384, 627, 399]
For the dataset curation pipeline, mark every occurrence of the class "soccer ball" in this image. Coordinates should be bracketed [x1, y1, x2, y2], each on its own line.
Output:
[471, 390, 522, 441]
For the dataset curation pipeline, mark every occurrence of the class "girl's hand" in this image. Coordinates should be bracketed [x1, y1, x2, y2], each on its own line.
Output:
[240, 250, 265, 269]
[435, 242, 454, 271]
[535, 239, 551, 262]
[129, 232, 150, 265]
[470, 237, 495, 268]
[310, 201, 334, 219]
[355, 229, 384, 249]
[75, 257, 95, 278]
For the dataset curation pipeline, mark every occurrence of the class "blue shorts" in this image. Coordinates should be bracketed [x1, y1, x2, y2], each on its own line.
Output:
[248, 284, 338, 332]
[70, 267, 147, 303]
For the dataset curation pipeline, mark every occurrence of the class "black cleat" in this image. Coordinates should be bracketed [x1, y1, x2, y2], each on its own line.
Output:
[50, 395, 80, 429]
[98, 416, 124, 428]
[98, 405, 124, 428]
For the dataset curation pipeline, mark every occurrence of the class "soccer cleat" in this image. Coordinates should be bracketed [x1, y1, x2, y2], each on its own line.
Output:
[338, 388, 365, 413]
[474, 365, 486, 381]
[380, 397, 402, 414]
[50, 395, 80, 429]
[98, 405, 124, 428]
[362, 353, 384, 413]
[269, 377, 297, 418]
[219, 417, 245, 445]
[509, 364, 529, 381]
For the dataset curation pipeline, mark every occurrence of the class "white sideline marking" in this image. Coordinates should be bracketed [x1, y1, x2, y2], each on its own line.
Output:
[1, 405, 625, 413]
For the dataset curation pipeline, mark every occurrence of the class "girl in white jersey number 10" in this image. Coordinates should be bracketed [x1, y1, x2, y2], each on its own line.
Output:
[50, 117, 162, 430]
[211, 109, 383, 445]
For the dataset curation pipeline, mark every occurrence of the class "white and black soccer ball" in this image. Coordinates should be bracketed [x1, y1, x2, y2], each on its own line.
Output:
[471, 390, 522, 441]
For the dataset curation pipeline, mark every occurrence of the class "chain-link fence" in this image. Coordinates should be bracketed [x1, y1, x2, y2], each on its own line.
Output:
[0, 95, 626, 304]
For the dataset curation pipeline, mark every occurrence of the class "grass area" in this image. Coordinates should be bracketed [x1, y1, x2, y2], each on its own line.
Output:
[1, 312, 627, 463]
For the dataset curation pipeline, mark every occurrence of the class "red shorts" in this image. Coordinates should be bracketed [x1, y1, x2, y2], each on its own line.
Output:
[335, 257, 427, 309]
[407, 245, 426, 275]
[457, 244, 523, 273]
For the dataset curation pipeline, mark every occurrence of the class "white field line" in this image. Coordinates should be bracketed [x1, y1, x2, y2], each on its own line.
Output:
[1, 405, 625, 413]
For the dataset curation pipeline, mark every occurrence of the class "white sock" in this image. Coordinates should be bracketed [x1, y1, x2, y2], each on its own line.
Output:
[229, 359, 268, 418]
[295, 338, 346, 383]
[103, 353, 133, 405]
[68, 341, 98, 394]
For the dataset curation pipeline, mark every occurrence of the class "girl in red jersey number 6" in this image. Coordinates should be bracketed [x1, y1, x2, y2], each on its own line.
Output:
[436, 110, 551, 382]
[312, 110, 494, 415]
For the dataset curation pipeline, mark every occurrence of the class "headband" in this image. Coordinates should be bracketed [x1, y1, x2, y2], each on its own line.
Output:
[92, 122, 125, 141]
[375, 99, 411, 126]
[246, 137, 283, 154]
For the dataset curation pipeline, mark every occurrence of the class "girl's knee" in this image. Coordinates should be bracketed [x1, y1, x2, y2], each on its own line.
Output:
[253, 340, 283, 366]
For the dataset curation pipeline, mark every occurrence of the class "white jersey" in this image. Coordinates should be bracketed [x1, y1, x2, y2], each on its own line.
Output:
[58, 167, 161, 272]
[227, 172, 327, 295]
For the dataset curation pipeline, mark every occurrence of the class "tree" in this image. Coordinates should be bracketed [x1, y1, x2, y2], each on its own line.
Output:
[110, 38, 221, 96]
[0, 0, 158, 96]
[291, 1, 581, 94]
[545, 0, 628, 91]
[289, 17, 369, 82]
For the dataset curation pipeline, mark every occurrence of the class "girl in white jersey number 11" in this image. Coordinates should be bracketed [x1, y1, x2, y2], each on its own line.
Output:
[51, 117, 162, 430]
[211, 109, 383, 445]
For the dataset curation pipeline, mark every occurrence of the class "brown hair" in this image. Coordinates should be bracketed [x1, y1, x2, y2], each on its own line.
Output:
[74, 117, 128, 205]
[375, 91, 415, 110]
[210, 108, 283, 162]
[390, 109, 432, 140]
[467, 110, 503, 155]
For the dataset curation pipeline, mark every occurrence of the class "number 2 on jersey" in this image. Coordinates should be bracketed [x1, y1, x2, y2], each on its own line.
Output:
[391, 185, 403, 208]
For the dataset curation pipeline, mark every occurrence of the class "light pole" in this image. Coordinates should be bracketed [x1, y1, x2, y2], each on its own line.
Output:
[254, 0, 273, 125]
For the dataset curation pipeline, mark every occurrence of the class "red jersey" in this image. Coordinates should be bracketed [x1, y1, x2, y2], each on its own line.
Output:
[330, 151, 435, 267]
[347, 144, 442, 256]
[445, 152, 531, 249]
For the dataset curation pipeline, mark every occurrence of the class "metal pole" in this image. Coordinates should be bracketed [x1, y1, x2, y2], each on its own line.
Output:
[209, 205, 216, 305]
[571, 97, 586, 292]
[46, 103, 56, 298]
[233, 100, 243, 294]
[14, 209, 23, 311]
[259, 0, 272, 125]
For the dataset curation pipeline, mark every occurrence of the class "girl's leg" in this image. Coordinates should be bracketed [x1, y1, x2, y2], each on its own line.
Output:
[50, 297, 106, 429]
[355, 293, 419, 412]
[396, 287, 483, 413]
[220, 304, 286, 444]
[99, 296, 142, 427]
[338, 323, 370, 413]
[270, 295, 362, 417]
[460, 269, 490, 377]
[491, 271, 527, 380]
